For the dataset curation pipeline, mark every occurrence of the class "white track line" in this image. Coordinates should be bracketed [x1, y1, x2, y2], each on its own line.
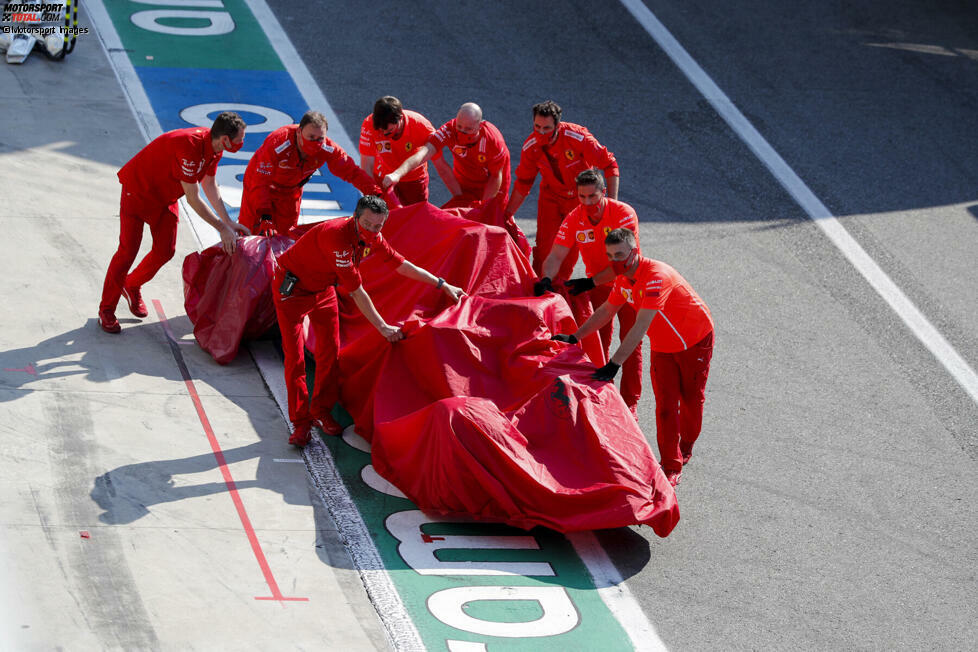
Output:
[241, 0, 360, 159]
[249, 342, 423, 651]
[619, 0, 978, 406]
[568, 532, 668, 652]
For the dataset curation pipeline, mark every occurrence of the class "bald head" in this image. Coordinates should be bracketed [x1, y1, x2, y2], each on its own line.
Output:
[455, 103, 483, 144]
[457, 102, 483, 123]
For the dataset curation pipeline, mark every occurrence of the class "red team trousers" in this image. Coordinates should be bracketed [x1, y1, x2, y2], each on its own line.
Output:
[272, 267, 341, 427]
[589, 284, 642, 409]
[533, 188, 578, 279]
[99, 189, 178, 312]
[650, 331, 714, 473]
[393, 178, 428, 206]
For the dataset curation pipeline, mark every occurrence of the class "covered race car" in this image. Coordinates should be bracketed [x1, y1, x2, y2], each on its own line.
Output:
[334, 202, 679, 535]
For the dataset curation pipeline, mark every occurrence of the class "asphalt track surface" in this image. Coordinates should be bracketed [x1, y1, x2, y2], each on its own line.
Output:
[267, 0, 978, 649]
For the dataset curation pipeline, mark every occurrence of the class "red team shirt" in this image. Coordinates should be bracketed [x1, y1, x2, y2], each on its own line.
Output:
[117, 126, 221, 207]
[359, 110, 441, 183]
[608, 258, 714, 353]
[243, 125, 380, 216]
[553, 199, 640, 278]
[277, 217, 405, 294]
[428, 118, 511, 196]
[513, 122, 619, 198]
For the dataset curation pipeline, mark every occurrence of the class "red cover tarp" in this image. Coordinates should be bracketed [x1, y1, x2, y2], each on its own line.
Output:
[182, 235, 292, 364]
[338, 202, 679, 535]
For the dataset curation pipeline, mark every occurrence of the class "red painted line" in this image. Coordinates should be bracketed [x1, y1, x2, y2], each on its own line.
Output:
[3, 363, 37, 375]
[152, 300, 308, 603]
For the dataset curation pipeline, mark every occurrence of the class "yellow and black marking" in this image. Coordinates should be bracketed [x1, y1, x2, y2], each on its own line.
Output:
[63, 0, 78, 55]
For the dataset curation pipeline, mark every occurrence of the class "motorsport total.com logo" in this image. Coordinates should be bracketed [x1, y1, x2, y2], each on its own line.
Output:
[0, 2, 89, 36]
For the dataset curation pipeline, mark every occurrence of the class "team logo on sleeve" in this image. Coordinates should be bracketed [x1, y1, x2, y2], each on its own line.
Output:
[180, 158, 200, 176]
[576, 229, 595, 243]
[477, 153, 487, 163]
[621, 287, 633, 303]
[452, 145, 468, 157]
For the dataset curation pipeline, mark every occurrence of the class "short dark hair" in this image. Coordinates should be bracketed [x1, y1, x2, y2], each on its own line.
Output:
[372, 96, 403, 130]
[575, 168, 606, 190]
[605, 227, 636, 248]
[299, 110, 328, 130]
[354, 195, 389, 219]
[532, 100, 562, 125]
[211, 111, 246, 140]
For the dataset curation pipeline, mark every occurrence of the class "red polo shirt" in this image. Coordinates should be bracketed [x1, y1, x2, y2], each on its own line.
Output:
[243, 125, 381, 215]
[118, 127, 221, 207]
[553, 199, 640, 278]
[358, 110, 441, 182]
[513, 122, 618, 199]
[277, 217, 405, 294]
[428, 118, 511, 196]
[608, 257, 714, 353]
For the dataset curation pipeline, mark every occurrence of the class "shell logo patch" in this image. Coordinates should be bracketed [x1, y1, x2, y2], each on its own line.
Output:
[576, 230, 595, 243]
[376, 141, 392, 153]
[622, 287, 633, 303]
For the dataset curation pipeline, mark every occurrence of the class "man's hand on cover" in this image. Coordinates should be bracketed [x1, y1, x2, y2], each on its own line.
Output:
[564, 277, 595, 296]
[551, 333, 578, 344]
[533, 276, 554, 296]
[379, 324, 404, 342]
[442, 283, 467, 303]
[219, 222, 249, 254]
[592, 361, 621, 381]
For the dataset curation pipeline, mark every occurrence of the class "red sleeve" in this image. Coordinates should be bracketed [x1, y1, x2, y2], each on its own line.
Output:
[358, 116, 375, 159]
[513, 136, 541, 194]
[203, 153, 221, 178]
[582, 130, 619, 178]
[485, 126, 509, 172]
[323, 141, 382, 196]
[375, 234, 406, 266]
[607, 278, 628, 306]
[322, 229, 363, 292]
[553, 212, 578, 249]
[640, 273, 673, 311]
[249, 137, 281, 214]
[173, 138, 201, 185]
[619, 205, 641, 251]
[410, 114, 441, 160]
[428, 121, 452, 150]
